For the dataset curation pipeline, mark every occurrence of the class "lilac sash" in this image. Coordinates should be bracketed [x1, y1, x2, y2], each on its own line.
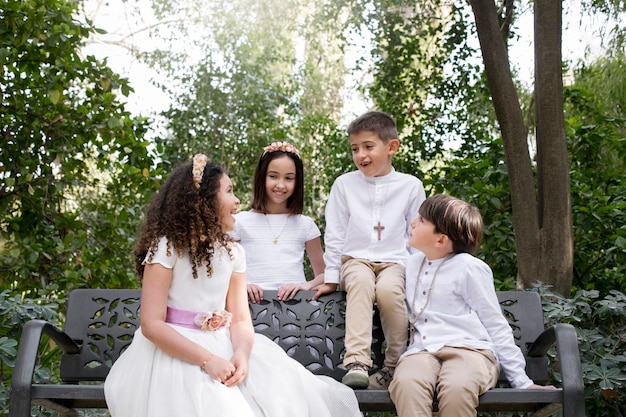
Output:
[165, 306, 232, 331]
[165, 306, 202, 329]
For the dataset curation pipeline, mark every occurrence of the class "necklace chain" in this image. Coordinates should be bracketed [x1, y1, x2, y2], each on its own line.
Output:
[368, 179, 390, 240]
[409, 254, 453, 344]
[264, 214, 289, 244]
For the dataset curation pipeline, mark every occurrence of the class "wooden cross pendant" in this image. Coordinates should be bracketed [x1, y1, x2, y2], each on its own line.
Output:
[374, 221, 385, 240]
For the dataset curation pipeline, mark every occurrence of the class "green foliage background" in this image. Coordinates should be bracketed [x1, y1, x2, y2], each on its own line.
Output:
[1, 0, 625, 415]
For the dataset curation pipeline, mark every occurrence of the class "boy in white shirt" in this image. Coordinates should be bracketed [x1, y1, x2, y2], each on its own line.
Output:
[390, 194, 555, 416]
[314, 111, 426, 389]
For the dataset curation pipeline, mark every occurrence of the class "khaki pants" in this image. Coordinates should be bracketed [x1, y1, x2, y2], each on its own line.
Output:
[340, 257, 407, 370]
[389, 347, 499, 417]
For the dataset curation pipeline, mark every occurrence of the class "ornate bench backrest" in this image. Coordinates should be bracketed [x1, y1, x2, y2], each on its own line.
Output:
[249, 290, 351, 380]
[496, 290, 548, 383]
[57, 288, 547, 385]
[60, 289, 141, 382]
[252, 290, 549, 384]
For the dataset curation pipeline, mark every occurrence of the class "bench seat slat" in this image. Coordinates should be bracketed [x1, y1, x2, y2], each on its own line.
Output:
[31, 384, 107, 401]
[355, 388, 563, 412]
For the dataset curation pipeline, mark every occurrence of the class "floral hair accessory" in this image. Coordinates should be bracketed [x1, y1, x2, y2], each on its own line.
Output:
[194, 310, 232, 331]
[263, 141, 300, 157]
[192, 154, 208, 189]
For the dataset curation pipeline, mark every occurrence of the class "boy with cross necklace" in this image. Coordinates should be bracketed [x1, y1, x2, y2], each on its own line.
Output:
[313, 111, 426, 389]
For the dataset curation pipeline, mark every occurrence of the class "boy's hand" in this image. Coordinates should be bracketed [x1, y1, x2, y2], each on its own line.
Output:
[311, 283, 338, 300]
[527, 383, 557, 390]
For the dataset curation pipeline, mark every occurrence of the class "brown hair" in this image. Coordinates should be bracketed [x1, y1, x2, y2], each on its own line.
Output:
[250, 151, 304, 215]
[347, 111, 398, 143]
[419, 194, 483, 255]
[134, 159, 232, 280]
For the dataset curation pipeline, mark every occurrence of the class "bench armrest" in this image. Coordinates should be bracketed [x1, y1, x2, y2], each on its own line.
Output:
[10, 319, 80, 417]
[528, 323, 585, 417]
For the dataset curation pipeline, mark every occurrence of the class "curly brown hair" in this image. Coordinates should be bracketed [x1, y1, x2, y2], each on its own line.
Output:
[134, 159, 233, 280]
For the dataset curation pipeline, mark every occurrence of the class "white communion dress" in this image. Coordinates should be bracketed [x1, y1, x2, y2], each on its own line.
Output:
[104, 237, 360, 417]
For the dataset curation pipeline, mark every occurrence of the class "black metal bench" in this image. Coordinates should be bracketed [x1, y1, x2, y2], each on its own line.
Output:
[10, 288, 584, 416]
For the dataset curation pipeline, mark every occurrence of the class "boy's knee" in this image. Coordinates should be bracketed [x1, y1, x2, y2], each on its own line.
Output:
[390, 370, 432, 405]
[344, 276, 375, 295]
[392, 366, 428, 387]
[437, 380, 477, 405]
[374, 283, 403, 302]
[375, 271, 405, 292]
[389, 373, 408, 396]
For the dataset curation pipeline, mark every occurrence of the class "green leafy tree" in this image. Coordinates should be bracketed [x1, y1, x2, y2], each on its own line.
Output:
[1, 0, 164, 412]
[143, 0, 352, 223]
[565, 53, 626, 295]
[466, 0, 573, 295]
[466, 0, 624, 296]
[429, 49, 626, 299]
[362, 2, 497, 161]
[0, 0, 160, 295]
[351, 0, 624, 297]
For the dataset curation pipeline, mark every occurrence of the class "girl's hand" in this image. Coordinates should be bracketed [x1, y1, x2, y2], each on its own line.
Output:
[247, 284, 264, 304]
[202, 355, 236, 385]
[277, 283, 308, 300]
[223, 351, 249, 387]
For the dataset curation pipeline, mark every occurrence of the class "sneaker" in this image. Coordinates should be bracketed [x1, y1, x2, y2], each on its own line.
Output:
[368, 367, 393, 389]
[342, 362, 370, 389]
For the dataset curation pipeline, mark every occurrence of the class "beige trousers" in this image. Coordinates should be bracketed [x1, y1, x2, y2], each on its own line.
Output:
[389, 346, 499, 417]
[340, 257, 408, 370]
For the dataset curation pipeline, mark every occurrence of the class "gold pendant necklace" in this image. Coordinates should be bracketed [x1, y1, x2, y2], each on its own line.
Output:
[264, 214, 289, 244]
[409, 254, 453, 344]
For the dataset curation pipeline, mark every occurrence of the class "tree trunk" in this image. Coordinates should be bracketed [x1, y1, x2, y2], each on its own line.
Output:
[468, 0, 541, 289]
[534, 0, 573, 295]
[469, 0, 573, 295]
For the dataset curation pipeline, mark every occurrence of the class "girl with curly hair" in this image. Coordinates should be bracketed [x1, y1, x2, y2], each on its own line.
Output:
[104, 155, 360, 417]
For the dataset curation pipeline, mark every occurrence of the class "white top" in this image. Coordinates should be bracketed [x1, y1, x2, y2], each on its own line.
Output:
[230, 211, 321, 289]
[146, 236, 245, 311]
[323, 169, 426, 284]
[403, 252, 533, 389]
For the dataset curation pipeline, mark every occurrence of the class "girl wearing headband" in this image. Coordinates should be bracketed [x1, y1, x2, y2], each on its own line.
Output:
[231, 142, 326, 302]
[104, 155, 360, 417]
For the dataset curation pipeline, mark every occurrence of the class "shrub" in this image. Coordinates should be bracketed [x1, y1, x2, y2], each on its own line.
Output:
[0, 290, 61, 416]
[538, 285, 626, 416]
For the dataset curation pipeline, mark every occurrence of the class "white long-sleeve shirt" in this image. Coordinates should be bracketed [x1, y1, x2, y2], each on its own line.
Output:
[403, 252, 533, 389]
[323, 169, 426, 284]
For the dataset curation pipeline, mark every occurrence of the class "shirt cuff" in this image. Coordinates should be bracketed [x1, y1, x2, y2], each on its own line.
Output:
[324, 269, 340, 284]
[510, 375, 534, 389]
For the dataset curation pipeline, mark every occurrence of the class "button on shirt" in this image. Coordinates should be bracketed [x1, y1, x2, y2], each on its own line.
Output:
[403, 253, 533, 389]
